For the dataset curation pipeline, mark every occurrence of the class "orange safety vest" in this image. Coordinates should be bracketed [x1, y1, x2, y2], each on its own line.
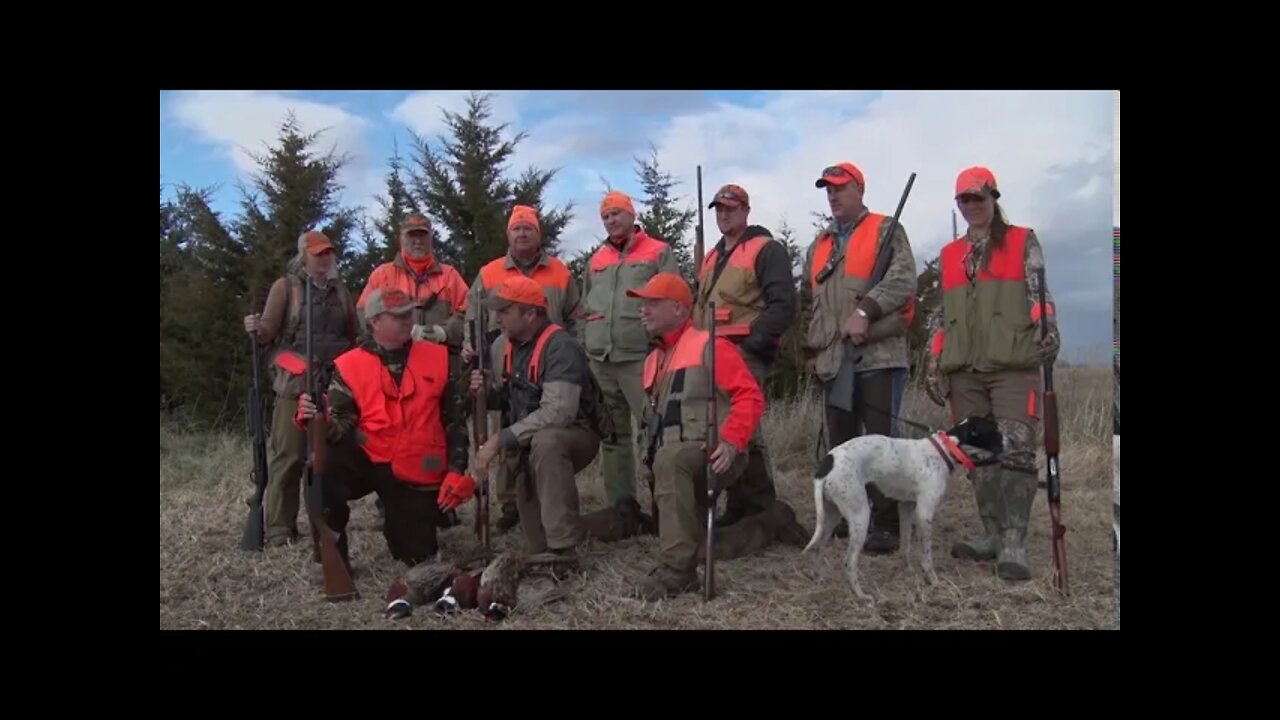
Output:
[504, 323, 564, 383]
[935, 226, 1046, 373]
[332, 341, 452, 487]
[695, 233, 772, 338]
[809, 212, 916, 326]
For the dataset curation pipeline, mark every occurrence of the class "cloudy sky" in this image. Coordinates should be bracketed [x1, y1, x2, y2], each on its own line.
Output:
[159, 89, 1117, 363]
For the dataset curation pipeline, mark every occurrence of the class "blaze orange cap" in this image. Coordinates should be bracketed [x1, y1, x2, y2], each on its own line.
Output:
[815, 162, 865, 189]
[708, 184, 749, 209]
[303, 230, 335, 256]
[508, 204, 541, 233]
[600, 190, 636, 218]
[625, 272, 693, 308]
[483, 275, 548, 311]
[955, 166, 1000, 199]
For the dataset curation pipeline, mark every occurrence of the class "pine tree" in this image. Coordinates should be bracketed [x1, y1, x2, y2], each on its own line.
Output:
[234, 111, 360, 308]
[634, 144, 696, 283]
[406, 91, 573, 281]
[159, 113, 360, 428]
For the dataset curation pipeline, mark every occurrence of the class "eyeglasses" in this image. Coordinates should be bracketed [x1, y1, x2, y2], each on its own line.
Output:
[957, 193, 987, 204]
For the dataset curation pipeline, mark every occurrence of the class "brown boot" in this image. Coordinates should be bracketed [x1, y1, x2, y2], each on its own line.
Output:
[764, 501, 809, 547]
[637, 565, 699, 601]
[580, 498, 654, 542]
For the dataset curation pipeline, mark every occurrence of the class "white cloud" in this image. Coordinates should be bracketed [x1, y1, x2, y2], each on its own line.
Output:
[617, 90, 1112, 351]
[166, 90, 380, 210]
[390, 90, 527, 141]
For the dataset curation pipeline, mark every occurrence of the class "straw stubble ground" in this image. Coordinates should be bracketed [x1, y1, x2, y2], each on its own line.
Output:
[160, 367, 1116, 630]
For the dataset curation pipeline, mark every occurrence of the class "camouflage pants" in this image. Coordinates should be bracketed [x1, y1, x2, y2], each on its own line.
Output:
[266, 394, 306, 542]
[947, 369, 1042, 538]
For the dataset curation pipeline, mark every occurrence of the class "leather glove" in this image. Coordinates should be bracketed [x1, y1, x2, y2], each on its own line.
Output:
[412, 324, 448, 343]
[925, 354, 947, 407]
[438, 471, 476, 511]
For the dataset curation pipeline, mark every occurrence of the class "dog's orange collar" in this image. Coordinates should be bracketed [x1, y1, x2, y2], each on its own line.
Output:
[934, 431, 976, 472]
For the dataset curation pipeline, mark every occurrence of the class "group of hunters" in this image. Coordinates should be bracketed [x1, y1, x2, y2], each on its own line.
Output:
[244, 161, 1060, 602]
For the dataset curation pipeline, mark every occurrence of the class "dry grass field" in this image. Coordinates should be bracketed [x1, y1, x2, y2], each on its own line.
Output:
[160, 366, 1116, 630]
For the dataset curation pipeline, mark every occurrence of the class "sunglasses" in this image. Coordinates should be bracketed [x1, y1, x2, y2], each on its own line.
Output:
[957, 193, 988, 204]
[714, 190, 746, 205]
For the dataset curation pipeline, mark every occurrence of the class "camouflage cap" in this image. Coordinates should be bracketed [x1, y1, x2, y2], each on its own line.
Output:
[364, 287, 420, 318]
[400, 214, 432, 233]
[708, 184, 749, 209]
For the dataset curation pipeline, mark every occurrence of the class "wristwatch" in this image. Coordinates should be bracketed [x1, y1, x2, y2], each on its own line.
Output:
[855, 308, 868, 318]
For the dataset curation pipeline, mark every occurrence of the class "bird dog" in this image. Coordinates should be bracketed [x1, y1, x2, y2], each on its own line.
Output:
[802, 416, 1004, 601]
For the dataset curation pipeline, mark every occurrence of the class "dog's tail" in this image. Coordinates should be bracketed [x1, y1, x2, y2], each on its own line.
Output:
[804, 453, 836, 553]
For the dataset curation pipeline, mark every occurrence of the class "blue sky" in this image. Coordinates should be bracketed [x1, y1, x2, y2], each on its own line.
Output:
[160, 89, 1116, 362]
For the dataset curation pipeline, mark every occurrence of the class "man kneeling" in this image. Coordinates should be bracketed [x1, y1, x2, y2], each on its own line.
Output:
[470, 276, 610, 568]
[628, 273, 806, 601]
[296, 288, 474, 569]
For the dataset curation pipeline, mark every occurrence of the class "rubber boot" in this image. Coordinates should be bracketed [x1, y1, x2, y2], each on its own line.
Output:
[996, 469, 1037, 581]
[951, 466, 1002, 561]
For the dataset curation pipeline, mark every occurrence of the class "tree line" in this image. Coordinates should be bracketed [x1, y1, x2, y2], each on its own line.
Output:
[160, 91, 943, 430]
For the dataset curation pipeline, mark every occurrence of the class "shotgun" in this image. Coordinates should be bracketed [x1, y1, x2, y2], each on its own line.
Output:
[240, 331, 269, 552]
[472, 309, 490, 552]
[704, 300, 718, 602]
[303, 279, 359, 602]
[1038, 266, 1069, 594]
[846, 172, 916, 366]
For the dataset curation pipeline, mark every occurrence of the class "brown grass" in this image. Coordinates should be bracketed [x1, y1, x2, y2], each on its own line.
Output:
[159, 366, 1117, 630]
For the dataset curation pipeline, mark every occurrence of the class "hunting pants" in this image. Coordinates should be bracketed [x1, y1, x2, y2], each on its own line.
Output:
[266, 394, 305, 543]
[590, 358, 648, 507]
[510, 427, 600, 553]
[946, 369, 1042, 577]
[824, 367, 908, 537]
[653, 440, 749, 573]
[321, 432, 447, 567]
[723, 351, 777, 521]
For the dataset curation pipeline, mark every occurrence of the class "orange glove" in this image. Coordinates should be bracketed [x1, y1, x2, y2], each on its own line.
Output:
[438, 472, 476, 511]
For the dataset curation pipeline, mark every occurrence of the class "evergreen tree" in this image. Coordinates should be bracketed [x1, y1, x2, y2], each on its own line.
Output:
[634, 144, 696, 283]
[406, 91, 573, 281]
[159, 113, 359, 428]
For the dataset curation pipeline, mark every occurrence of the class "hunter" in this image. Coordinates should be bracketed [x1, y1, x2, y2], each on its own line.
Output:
[295, 287, 474, 569]
[243, 230, 357, 548]
[581, 190, 679, 530]
[629, 273, 807, 601]
[357, 213, 471, 526]
[468, 276, 611, 569]
[463, 204, 582, 534]
[803, 162, 918, 554]
[925, 165, 1060, 581]
[692, 183, 796, 527]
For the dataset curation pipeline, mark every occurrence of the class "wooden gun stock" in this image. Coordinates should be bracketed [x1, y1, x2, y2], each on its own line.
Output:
[1038, 267, 1069, 594]
[303, 279, 358, 603]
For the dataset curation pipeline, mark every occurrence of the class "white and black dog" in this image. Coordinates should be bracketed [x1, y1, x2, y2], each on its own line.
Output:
[802, 416, 1004, 601]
